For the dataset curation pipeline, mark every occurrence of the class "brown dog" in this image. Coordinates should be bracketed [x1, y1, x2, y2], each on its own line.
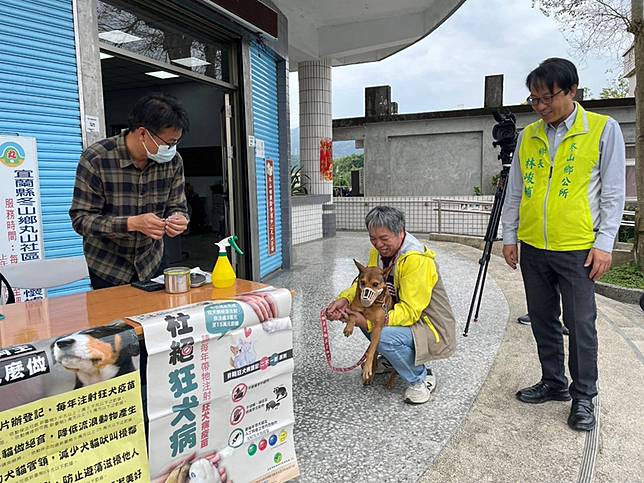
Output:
[343, 259, 394, 386]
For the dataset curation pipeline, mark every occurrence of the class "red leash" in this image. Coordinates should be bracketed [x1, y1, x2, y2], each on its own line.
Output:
[320, 308, 368, 373]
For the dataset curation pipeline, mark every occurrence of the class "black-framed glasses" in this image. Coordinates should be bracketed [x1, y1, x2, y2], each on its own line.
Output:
[526, 89, 563, 106]
[148, 129, 181, 147]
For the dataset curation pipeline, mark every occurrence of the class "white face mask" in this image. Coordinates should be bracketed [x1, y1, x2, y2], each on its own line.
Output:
[360, 286, 383, 307]
[143, 129, 177, 163]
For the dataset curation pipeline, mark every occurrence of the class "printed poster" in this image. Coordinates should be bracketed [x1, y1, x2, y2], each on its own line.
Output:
[0, 322, 148, 482]
[0, 135, 45, 302]
[129, 287, 300, 482]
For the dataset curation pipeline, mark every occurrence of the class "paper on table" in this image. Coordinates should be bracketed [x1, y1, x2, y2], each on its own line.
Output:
[151, 266, 212, 284]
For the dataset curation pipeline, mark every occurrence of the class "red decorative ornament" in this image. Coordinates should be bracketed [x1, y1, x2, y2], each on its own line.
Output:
[319, 137, 333, 182]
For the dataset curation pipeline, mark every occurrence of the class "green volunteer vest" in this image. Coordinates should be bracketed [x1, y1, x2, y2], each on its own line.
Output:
[518, 104, 608, 251]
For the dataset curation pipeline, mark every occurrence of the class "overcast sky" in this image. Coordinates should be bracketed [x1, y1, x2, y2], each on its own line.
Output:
[289, 0, 628, 128]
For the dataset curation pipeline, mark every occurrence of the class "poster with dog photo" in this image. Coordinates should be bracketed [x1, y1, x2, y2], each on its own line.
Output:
[0, 321, 147, 481]
[0, 321, 141, 411]
[128, 287, 300, 483]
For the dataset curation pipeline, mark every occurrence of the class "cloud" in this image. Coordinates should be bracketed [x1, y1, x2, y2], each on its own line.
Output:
[289, 0, 626, 126]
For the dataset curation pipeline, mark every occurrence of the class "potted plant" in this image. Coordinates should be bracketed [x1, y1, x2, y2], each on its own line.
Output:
[290, 166, 310, 195]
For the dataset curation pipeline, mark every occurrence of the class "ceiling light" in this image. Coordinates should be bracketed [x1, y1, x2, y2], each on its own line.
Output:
[99, 52, 114, 60]
[145, 71, 180, 79]
[98, 30, 142, 44]
[171, 57, 211, 67]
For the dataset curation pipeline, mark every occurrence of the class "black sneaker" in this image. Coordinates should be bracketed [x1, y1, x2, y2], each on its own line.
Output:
[374, 355, 394, 375]
[518, 314, 569, 336]
[517, 314, 531, 325]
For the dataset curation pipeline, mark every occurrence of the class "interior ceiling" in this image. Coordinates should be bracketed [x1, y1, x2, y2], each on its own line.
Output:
[100, 55, 193, 91]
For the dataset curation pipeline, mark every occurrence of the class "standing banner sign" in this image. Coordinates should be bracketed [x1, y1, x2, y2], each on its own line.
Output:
[266, 159, 276, 256]
[128, 287, 299, 482]
[0, 135, 45, 302]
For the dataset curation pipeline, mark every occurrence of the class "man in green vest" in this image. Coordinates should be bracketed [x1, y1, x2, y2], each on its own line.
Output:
[501, 58, 625, 431]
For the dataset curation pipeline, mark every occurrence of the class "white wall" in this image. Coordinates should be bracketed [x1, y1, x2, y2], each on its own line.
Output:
[291, 204, 323, 245]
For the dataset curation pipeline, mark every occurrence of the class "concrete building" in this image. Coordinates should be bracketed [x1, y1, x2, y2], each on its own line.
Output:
[333, 79, 636, 199]
[275, 0, 466, 243]
[623, 44, 636, 96]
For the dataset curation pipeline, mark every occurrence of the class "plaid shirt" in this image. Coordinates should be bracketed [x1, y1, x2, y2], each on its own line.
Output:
[69, 132, 188, 285]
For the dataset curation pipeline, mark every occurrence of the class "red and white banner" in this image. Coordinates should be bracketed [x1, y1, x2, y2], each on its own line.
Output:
[266, 159, 276, 255]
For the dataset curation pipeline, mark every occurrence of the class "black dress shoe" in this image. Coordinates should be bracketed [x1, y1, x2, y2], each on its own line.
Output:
[568, 399, 595, 431]
[516, 381, 571, 404]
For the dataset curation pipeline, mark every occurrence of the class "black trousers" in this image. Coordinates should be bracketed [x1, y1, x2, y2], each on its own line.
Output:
[520, 242, 598, 401]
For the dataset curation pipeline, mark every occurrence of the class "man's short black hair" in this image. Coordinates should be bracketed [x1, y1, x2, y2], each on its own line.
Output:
[525, 58, 579, 94]
[128, 94, 190, 133]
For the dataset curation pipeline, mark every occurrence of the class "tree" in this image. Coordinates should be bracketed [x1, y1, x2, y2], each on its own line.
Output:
[600, 78, 630, 98]
[532, 0, 644, 268]
[332, 153, 364, 188]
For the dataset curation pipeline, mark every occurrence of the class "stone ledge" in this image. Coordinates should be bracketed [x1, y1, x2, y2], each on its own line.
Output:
[595, 281, 643, 305]
[290, 194, 331, 206]
[426, 233, 643, 305]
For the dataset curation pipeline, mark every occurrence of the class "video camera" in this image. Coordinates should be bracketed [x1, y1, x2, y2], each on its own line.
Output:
[463, 108, 518, 336]
[492, 110, 517, 166]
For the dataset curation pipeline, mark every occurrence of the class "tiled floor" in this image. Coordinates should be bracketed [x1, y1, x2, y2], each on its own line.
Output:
[268, 232, 508, 482]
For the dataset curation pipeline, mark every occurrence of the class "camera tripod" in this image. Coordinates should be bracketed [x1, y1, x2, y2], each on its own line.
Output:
[463, 111, 516, 336]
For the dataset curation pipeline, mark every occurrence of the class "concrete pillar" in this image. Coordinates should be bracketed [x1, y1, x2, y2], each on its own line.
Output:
[74, 0, 106, 147]
[298, 59, 335, 237]
[484, 74, 504, 108]
[574, 88, 585, 102]
[365, 85, 392, 117]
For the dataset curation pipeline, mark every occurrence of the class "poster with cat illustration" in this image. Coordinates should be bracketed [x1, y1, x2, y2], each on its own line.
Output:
[128, 287, 299, 482]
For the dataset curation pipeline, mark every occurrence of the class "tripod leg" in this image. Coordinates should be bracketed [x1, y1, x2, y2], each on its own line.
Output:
[474, 258, 491, 321]
[464, 259, 486, 336]
[464, 165, 509, 336]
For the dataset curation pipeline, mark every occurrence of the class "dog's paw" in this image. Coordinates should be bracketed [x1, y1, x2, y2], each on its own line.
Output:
[343, 327, 353, 337]
[362, 367, 373, 385]
[383, 374, 397, 390]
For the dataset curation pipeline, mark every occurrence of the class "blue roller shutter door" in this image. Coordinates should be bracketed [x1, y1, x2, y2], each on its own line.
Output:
[250, 43, 282, 278]
[0, 0, 88, 296]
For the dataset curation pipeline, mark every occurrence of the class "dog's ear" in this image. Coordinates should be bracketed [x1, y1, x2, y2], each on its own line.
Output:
[353, 259, 366, 272]
[120, 328, 141, 357]
[115, 329, 141, 358]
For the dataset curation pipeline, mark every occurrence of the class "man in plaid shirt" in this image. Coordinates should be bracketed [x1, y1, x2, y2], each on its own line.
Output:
[70, 94, 190, 289]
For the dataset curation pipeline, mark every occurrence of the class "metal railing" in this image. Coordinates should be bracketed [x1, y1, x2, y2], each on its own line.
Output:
[334, 196, 499, 237]
[336, 197, 636, 238]
[621, 210, 635, 227]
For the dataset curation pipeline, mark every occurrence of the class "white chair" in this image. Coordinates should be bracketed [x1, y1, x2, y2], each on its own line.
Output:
[0, 256, 89, 304]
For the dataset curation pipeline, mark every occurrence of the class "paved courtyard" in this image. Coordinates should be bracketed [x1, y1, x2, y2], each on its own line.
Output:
[270, 232, 644, 483]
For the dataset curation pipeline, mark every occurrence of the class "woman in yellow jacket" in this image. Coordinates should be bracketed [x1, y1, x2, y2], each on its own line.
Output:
[325, 206, 456, 404]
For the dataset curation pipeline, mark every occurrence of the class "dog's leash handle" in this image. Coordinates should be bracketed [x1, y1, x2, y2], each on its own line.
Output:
[320, 309, 368, 373]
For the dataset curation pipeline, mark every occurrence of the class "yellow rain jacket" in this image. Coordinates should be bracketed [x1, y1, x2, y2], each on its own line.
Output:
[338, 233, 456, 363]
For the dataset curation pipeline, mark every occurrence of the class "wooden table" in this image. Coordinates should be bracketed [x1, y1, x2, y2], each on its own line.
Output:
[0, 279, 265, 347]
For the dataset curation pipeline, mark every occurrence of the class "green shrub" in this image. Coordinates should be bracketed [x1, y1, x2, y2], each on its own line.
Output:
[600, 263, 644, 289]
